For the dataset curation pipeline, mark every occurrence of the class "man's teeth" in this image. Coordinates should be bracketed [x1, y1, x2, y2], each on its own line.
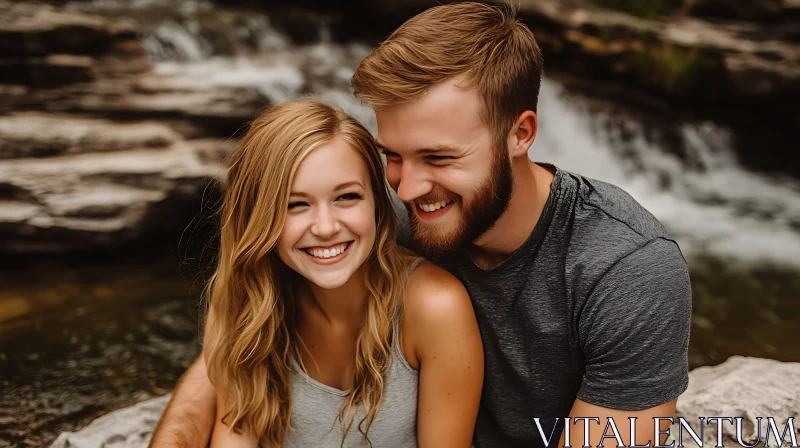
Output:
[419, 200, 451, 212]
[305, 242, 349, 258]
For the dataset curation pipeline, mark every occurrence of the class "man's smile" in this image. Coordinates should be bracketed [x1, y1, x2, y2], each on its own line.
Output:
[414, 199, 456, 220]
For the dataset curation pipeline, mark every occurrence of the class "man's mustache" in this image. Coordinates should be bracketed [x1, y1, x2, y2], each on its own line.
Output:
[405, 191, 459, 206]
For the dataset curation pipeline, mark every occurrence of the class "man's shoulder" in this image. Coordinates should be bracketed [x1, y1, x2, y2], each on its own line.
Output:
[567, 172, 668, 240]
[556, 169, 684, 295]
[558, 169, 671, 249]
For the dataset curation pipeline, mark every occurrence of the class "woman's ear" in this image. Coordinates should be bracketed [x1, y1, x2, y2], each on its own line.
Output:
[508, 111, 538, 158]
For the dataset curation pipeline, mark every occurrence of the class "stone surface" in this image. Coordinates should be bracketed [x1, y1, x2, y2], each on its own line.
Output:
[0, 113, 182, 159]
[48, 394, 171, 448]
[46, 357, 800, 447]
[688, 0, 800, 22]
[0, 2, 114, 56]
[0, 54, 96, 86]
[671, 356, 800, 446]
[0, 1, 146, 81]
[0, 137, 233, 252]
[509, 0, 800, 104]
[0, 3, 277, 252]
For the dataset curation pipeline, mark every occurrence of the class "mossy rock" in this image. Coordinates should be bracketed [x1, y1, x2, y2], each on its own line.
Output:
[585, 0, 686, 19]
[629, 43, 723, 95]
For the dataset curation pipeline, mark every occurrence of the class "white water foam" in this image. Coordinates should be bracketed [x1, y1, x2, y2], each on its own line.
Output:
[535, 79, 800, 267]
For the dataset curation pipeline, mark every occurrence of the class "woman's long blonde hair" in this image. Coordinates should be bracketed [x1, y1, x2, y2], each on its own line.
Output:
[203, 99, 408, 447]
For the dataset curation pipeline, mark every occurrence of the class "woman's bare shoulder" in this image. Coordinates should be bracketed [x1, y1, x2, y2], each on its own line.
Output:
[402, 261, 473, 329]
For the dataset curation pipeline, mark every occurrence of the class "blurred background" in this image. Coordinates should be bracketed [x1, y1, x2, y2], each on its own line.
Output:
[0, 0, 798, 445]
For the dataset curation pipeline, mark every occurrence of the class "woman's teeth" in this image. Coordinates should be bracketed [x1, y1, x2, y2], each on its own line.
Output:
[304, 242, 349, 258]
[418, 200, 451, 212]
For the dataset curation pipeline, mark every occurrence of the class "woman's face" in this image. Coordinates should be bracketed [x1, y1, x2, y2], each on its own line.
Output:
[276, 137, 376, 290]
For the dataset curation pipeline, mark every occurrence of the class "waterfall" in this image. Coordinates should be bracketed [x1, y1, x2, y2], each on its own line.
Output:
[534, 80, 800, 267]
[70, 0, 800, 268]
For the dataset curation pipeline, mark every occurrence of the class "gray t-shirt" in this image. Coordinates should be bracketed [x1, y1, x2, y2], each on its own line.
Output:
[393, 164, 691, 448]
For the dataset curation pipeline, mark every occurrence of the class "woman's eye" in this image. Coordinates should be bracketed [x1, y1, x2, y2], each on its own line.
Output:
[288, 201, 308, 209]
[337, 193, 363, 201]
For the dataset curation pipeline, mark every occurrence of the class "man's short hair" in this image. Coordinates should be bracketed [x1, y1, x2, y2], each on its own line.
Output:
[351, 1, 544, 148]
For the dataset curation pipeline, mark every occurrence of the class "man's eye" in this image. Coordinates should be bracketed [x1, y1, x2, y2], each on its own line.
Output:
[337, 193, 363, 201]
[288, 201, 308, 209]
[381, 151, 401, 160]
[427, 155, 452, 162]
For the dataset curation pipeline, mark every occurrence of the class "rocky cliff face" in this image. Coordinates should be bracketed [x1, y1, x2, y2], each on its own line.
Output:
[0, 2, 268, 252]
[516, 0, 799, 110]
[1, 0, 798, 253]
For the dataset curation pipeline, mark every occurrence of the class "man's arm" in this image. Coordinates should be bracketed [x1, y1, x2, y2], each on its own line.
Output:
[562, 237, 691, 447]
[149, 354, 217, 448]
[559, 398, 678, 447]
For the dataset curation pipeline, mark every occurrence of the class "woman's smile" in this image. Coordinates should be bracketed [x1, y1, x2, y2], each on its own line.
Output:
[300, 240, 354, 265]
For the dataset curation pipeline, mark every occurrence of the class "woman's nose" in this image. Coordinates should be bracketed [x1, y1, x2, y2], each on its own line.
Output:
[310, 206, 341, 238]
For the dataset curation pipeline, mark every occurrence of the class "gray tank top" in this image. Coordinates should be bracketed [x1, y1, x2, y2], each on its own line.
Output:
[284, 258, 424, 448]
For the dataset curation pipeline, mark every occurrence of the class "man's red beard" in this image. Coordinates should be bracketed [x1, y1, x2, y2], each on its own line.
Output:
[405, 147, 513, 257]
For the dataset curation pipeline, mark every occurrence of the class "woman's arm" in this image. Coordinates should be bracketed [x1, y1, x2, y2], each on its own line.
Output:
[403, 263, 484, 448]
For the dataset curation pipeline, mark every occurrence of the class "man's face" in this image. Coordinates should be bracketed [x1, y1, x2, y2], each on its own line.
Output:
[375, 77, 513, 256]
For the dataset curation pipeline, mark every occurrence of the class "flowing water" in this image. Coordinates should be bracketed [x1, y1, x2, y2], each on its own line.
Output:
[1, 1, 798, 446]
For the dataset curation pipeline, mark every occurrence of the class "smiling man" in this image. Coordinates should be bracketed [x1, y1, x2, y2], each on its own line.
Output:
[150, 3, 691, 448]
[352, 3, 691, 447]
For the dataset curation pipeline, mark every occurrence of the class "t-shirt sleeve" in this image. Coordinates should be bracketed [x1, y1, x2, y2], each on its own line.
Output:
[576, 237, 691, 410]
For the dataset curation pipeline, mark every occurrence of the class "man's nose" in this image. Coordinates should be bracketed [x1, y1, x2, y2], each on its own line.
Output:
[310, 205, 341, 238]
[395, 159, 432, 203]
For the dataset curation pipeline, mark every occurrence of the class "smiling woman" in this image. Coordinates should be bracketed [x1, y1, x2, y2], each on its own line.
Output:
[198, 99, 484, 448]
[276, 139, 376, 290]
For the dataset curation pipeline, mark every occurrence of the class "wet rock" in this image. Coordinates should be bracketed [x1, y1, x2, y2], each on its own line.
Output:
[0, 112, 226, 253]
[671, 356, 800, 446]
[0, 75, 271, 134]
[688, 0, 800, 22]
[0, 2, 147, 85]
[48, 394, 171, 448]
[0, 2, 310, 253]
[98, 67, 275, 122]
[0, 2, 114, 56]
[507, 0, 799, 106]
[0, 113, 182, 159]
[0, 54, 96, 86]
[0, 138, 234, 252]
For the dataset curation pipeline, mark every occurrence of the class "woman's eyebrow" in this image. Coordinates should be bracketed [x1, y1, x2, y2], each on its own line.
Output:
[334, 181, 364, 191]
[289, 181, 364, 197]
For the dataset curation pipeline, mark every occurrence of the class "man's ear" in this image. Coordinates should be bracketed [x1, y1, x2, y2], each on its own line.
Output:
[507, 111, 537, 158]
